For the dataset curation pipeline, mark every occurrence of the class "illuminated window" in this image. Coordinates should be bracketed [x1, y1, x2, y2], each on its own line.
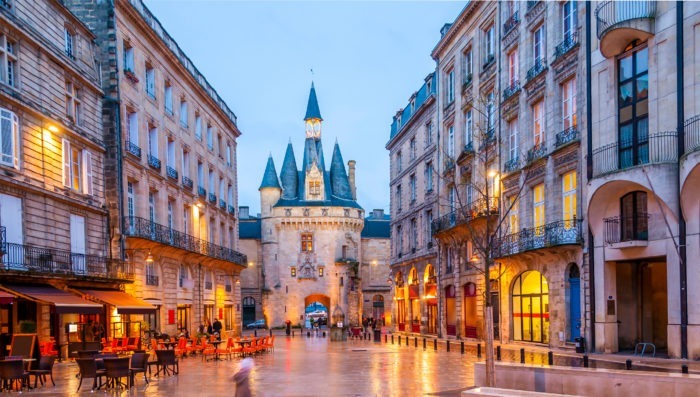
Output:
[291, 267, 296, 277]
[533, 100, 544, 146]
[533, 184, 545, 233]
[508, 196, 519, 233]
[562, 78, 577, 130]
[309, 180, 321, 196]
[319, 267, 324, 277]
[301, 233, 313, 252]
[62, 139, 92, 194]
[562, 171, 577, 226]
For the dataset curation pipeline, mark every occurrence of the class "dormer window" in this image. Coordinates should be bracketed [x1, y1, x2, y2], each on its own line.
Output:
[309, 180, 321, 196]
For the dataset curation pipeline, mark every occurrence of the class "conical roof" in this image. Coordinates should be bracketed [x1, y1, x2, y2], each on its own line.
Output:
[304, 82, 323, 121]
[259, 155, 281, 190]
[330, 142, 352, 200]
[280, 142, 299, 199]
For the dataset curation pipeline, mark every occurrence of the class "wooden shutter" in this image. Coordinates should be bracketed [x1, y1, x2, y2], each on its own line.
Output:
[82, 150, 93, 195]
[62, 138, 71, 187]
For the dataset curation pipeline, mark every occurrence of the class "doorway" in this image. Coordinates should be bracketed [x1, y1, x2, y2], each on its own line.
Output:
[512, 271, 549, 343]
[463, 282, 477, 338]
[568, 264, 581, 341]
[242, 297, 255, 326]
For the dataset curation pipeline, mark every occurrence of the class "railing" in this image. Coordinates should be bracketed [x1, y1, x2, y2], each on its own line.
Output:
[146, 274, 159, 286]
[463, 142, 475, 156]
[122, 216, 247, 265]
[504, 156, 520, 173]
[493, 219, 583, 258]
[0, 242, 133, 279]
[182, 176, 194, 190]
[228, 205, 235, 214]
[503, 11, 519, 34]
[482, 54, 495, 70]
[204, 281, 212, 290]
[604, 213, 649, 244]
[526, 143, 548, 163]
[525, 58, 547, 83]
[147, 155, 161, 170]
[198, 186, 206, 197]
[125, 140, 142, 159]
[556, 126, 579, 147]
[684, 115, 700, 154]
[462, 74, 473, 91]
[219, 199, 226, 210]
[208, 193, 217, 204]
[526, 1, 540, 11]
[592, 131, 677, 177]
[166, 166, 178, 180]
[0, 226, 5, 255]
[431, 197, 499, 235]
[503, 81, 520, 100]
[554, 32, 579, 60]
[595, 1, 656, 39]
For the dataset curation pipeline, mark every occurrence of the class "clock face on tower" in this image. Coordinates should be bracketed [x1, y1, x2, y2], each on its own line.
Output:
[306, 119, 321, 138]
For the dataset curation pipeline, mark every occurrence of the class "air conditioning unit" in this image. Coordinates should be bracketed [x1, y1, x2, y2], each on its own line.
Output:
[182, 279, 194, 289]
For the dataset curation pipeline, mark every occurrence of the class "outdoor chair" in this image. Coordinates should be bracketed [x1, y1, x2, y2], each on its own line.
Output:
[153, 349, 178, 376]
[130, 352, 149, 385]
[77, 350, 99, 359]
[28, 354, 56, 388]
[103, 357, 131, 390]
[0, 359, 29, 392]
[75, 358, 106, 392]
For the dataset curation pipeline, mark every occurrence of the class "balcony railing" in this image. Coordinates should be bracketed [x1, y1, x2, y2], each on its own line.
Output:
[504, 156, 520, 173]
[595, 1, 656, 39]
[146, 274, 159, 286]
[555, 126, 579, 147]
[592, 131, 677, 177]
[463, 142, 475, 156]
[493, 219, 583, 258]
[125, 140, 141, 159]
[526, 143, 548, 163]
[526, 1, 540, 11]
[431, 197, 499, 235]
[503, 11, 519, 35]
[684, 114, 700, 154]
[147, 155, 161, 170]
[482, 54, 495, 70]
[198, 186, 206, 197]
[525, 58, 547, 83]
[0, 241, 133, 280]
[604, 213, 649, 244]
[182, 176, 194, 190]
[554, 32, 579, 61]
[219, 199, 226, 210]
[208, 193, 217, 204]
[228, 205, 235, 215]
[166, 166, 178, 180]
[503, 81, 520, 100]
[122, 216, 247, 265]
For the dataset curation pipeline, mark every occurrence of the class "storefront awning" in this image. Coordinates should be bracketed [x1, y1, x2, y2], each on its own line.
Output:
[0, 290, 14, 304]
[78, 289, 156, 314]
[0, 284, 102, 314]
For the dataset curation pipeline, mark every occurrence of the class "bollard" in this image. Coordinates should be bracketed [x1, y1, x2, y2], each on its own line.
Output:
[292, 331, 295, 337]
[496, 346, 501, 361]
[398, 335, 401, 345]
[323, 331, 326, 338]
[447, 340, 450, 352]
[583, 355, 589, 368]
[520, 348, 525, 364]
[391, 335, 394, 344]
[423, 338, 426, 350]
[548, 351, 553, 366]
[385, 334, 387, 343]
[307, 331, 310, 338]
[461, 341, 465, 355]
[477, 343, 482, 358]
[254, 330, 257, 337]
[414, 337, 418, 348]
[269, 329, 272, 337]
[682, 365, 689, 374]
[434, 338, 437, 351]
[406, 336, 409, 346]
[626, 359, 632, 370]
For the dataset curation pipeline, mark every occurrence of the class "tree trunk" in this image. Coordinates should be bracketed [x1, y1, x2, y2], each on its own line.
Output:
[484, 305, 496, 387]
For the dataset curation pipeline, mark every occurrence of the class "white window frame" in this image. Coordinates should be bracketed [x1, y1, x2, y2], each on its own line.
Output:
[409, 174, 416, 202]
[0, 108, 19, 168]
[62, 139, 93, 195]
[425, 161, 433, 192]
[533, 100, 544, 146]
[182, 149, 190, 178]
[533, 25, 545, 64]
[164, 82, 173, 114]
[533, 183, 545, 230]
[123, 41, 134, 72]
[447, 125, 455, 157]
[508, 48, 518, 86]
[563, 1, 578, 40]
[563, 78, 577, 129]
[180, 100, 188, 127]
[145, 63, 155, 98]
[64, 28, 74, 58]
[0, 34, 16, 87]
[148, 125, 158, 158]
[484, 24, 495, 60]
[195, 115, 202, 140]
[206, 125, 214, 150]
[65, 82, 81, 124]
[447, 69, 455, 103]
[508, 119, 518, 161]
[127, 111, 138, 145]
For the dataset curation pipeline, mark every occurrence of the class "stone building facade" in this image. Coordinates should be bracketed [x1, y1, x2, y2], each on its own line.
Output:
[65, 0, 246, 338]
[238, 85, 390, 329]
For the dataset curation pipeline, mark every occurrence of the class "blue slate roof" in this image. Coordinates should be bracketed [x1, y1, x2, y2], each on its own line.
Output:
[259, 155, 281, 190]
[280, 142, 299, 199]
[361, 214, 391, 238]
[304, 82, 323, 121]
[388, 72, 436, 142]
[330, 142, 352, 200]
[239, 217, 261, 239]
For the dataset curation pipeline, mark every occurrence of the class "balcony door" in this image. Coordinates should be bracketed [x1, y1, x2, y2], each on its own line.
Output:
[618, 46, 649, 169]
[0, 193, 22, 267]
[70, 214, 86, 274]
[621, 191, 648, 241]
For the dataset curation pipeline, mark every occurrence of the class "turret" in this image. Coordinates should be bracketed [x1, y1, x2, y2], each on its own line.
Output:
[259, 155, 281, 218]
[280, 142, 299, 200]
[330, 142, 352, 200]
[304, 82, 323, 139]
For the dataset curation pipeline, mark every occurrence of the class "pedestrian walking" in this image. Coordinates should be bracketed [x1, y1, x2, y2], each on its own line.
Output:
[233, 357, 253, 397]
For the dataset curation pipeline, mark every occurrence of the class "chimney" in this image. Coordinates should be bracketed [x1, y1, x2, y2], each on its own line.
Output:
[372, 209, 384, 219]
[347, 160, 356, 200]
[239, 206, 249, 219]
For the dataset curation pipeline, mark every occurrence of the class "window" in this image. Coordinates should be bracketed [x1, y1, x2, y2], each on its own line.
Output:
[148, 125, 158, 158]
[167, 138, 175, 169]
[486, 91, 495, 133]
[179, 265, 188, 287]
[447, 125, 455, 157]
[146, 263, 158, 286]
[309, 180, 321, 196]
[449, 186, 456, 211]
[145, 63, 155, 98]
[148, 191, 156, 224]
[179, 99, 188, 127]
[409, 174, 416, 202]
[396, 184, 402, 211]
[206, 125, 213, 150]
[62, 139, 92, 195]
[127, 111, 138, 144]
[181, 149, 189, 177]
[0, 108, 18, 168]
[563, 1, 578, 40]
[396, 151, 402, 173]
[167, 200, 174, 231]
[618, 47, 649, 169]
[425, 210, 433, 243]
[64, 28, 74, 59]
[123, 41, 134, 72]
[396, 225, 403, 255]
[425, 161, 434, 192]
[0, 34, 16, 87]
[208, 169, 215, 194]
[507, 48, 518, 87]
[410, 138, 416, 160]
[228, 184, 234, 208]
[195, 115, 202, 140]
[533, 183, 545, 231]
[226, 143, 231, 166]
[563, 78, 577, 129]
[301, 233, 313, 252]
[446, 68, 455, 103]
[127, 182, 135, 222]
[219, 177, 225, 202]
[183, 206, 189, 235]
[620, 191, 648, 241]
[205, 271, 213, 290]
[164, 81, 173, 114]
[484, 24, 495, 63]
[508, 196, 519, 233]
[562, 171, 577, 226]
[466, 182, 473, 206]
[463, 48, 473, 83]
[508, 119, 518, 161]
[410, 218, 417, 250]
[533, 100, 544, 146]
[464, 110, 473, 146]
[533, 25, 545, 64]
[426, 122, 433, 146]
[197, 161, 204, 189]
[65, 82, 81, 124]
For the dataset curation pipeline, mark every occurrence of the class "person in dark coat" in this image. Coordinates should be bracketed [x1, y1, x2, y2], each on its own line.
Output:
[213, 318, 223, 339]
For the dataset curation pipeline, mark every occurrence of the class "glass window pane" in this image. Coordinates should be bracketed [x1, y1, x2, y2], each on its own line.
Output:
[637, 98, 648, 117]
[636, 74, 648, 99]
[636, 48, 648, 73]
[619, 82, 633, 105]
[619, 55, 633, 81]
[619, 124, 634, 147]
[513, 296, 522, 340]
[619, 106, 633, 124]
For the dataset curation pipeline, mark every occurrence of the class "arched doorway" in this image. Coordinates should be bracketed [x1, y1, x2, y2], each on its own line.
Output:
[372, 295, 384, 325]
[568, 264, 581, 341]
[424, 265, 437, 334]
[304, 295, 330, 328]
[408, 268, 420, 333]
[395, 273, 406, 331]
[463, 282, 477, 338]
[512, 271, 550, 343]
[242, 297, 255, 326]
[445, 284, 456, 336]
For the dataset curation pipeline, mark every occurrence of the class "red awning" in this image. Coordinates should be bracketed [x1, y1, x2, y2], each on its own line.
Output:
[408, 284, 419, 299]
[0, 290, 14, 304]
[77, 289, 156, 314]
[0, 284, 102, 314]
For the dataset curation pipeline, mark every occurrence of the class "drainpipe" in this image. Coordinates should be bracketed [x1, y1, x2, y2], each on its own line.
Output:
[585, 0, 596, 352]
[676, 0, 687, 359]
[433, 68, 443, 339]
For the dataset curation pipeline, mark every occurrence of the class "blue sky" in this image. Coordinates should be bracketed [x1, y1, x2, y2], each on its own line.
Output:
[146, 0, 465, 215]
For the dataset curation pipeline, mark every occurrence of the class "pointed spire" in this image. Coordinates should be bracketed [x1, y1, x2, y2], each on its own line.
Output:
[280, 142, 299, 199]
[330, 142, 353, 200]
[304, 82, 323, 121]
[259, 155, 281, 190]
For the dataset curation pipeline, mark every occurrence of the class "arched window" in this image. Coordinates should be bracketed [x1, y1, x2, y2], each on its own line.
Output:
[242, 297, 255, 307]
[512, 271, 549, 343]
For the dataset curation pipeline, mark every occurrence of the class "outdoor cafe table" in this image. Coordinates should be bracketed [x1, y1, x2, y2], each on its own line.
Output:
[161, 341, 176, 350]
[209, 340, 225, 361]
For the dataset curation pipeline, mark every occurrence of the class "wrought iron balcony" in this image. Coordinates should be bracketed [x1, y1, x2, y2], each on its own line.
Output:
[503, 81, 520, 100]
[182, 176, 194, 190]
[604, 213, 649, 244]
[504, 156, 520, 173]
[554, 32, 579, 61]
[197, 186, 206, 197]
[462, 74, 473, 92]
[146, 274, 159, 286]
[526, 1, 540, 11]
[208, 193, 217, 204]
[228, 205, 235, 214]
[0, 241, 133, 280]
[555, 127, 579, 147]
[684, 114, 700, 154]
[596, 1, 656, 58]
[0, 226, 5, 256]
[482, 54, 495, 70]
[125, 140, 141, 159]
[463, 142, 475, 156]
[431, 197, 499, 235]
[525, 58, 547, 83]
[503, 11, 519, 35]
[219, 199, 226, 210]
[526, 143, 548, 163]
[166, 166, 178, 180]
[147, 155, 161, 170]
[592, 131, 677, 177]
[123, 216, 247, 265]
[493, 219, 583, 258]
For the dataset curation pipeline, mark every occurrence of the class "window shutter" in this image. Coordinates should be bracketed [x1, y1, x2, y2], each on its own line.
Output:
[62, 138, 71, 187]
[11, 113, 18, 169]
[82, 150, 93, 195]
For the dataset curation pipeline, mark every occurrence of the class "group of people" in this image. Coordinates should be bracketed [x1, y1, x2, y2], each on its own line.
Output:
[361, 316, 379, 333]
[197, 318, 223, 339]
